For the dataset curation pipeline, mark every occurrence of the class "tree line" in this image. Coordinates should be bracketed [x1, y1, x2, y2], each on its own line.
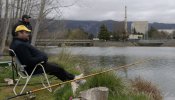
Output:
[98, 24, 175, 41]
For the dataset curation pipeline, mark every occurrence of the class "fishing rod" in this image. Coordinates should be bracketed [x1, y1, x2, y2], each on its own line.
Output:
[6, 58, 152, 100]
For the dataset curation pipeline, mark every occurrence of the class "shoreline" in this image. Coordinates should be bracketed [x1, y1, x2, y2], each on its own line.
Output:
[35, 39, 175, 47]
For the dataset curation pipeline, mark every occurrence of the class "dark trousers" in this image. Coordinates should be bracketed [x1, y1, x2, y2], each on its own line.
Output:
[28, 62, 75, 81]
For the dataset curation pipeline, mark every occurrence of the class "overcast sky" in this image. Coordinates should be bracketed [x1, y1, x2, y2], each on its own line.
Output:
[56, 0, 175, 23]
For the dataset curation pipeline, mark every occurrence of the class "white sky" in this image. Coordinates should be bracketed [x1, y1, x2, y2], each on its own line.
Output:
[56, 0, 175, 23]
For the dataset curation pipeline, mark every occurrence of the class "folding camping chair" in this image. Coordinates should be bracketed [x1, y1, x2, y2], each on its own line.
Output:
[9, 49, 52, 95]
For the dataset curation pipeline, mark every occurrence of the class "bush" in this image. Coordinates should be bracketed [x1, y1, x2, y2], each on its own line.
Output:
[130, 77, 163, 100]
[77, 71, 125, 98]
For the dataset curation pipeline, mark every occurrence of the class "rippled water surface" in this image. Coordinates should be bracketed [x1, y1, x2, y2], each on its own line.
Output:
[45, 47, 175, 100]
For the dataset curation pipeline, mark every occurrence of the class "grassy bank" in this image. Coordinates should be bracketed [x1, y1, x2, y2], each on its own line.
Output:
[54, 71, 162, 100]
[0, 48, 162, 100]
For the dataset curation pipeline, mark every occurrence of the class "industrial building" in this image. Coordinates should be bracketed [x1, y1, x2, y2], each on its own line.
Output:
[131, 21, 148, 35]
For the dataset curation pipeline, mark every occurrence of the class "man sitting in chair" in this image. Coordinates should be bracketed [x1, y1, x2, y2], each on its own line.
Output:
[10, 25, 84, 94]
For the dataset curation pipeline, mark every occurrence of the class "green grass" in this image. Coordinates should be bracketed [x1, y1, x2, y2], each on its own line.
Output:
[77, 71, 125, 96]
[54, 84, 73, 100]
[0, 67, 12, 82]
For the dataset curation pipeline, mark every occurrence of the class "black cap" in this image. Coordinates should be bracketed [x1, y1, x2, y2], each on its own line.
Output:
[22, 15, 31, 20]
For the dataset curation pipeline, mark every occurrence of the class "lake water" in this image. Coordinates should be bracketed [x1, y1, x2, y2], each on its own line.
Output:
[45, 47, 175, 100]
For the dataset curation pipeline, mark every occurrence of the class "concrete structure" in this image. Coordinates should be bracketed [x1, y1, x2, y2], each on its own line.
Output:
[113, 21, 125, 33]
[124, 6, 128, 34]
[131, 21, 148, 35]
[128, 34, 143, 40]
[36, 39, 93, 46]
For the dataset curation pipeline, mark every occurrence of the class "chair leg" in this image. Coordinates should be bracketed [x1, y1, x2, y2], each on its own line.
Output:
[13, 76, 22, 95]
[13, 64, 53, 95]
[42, 73, 52, 92]
[20, 76, 31, 94]
[38, 64, 52, 92]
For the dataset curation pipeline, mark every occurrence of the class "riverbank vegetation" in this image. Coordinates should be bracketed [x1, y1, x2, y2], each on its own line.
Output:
[0, 49, 162, 100]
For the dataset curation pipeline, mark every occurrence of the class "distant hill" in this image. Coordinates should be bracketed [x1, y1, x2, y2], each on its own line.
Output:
[42, 20, 175, 36]
[61, 20, 132, 36]
[62, 20, 120, 36]
[149, 22, 175, 29]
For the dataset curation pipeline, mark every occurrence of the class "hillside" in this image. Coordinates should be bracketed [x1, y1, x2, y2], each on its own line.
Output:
[38, 20, 175, 36]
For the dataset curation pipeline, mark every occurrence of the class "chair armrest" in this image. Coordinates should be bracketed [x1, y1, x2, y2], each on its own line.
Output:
[20, 65, 26, 72]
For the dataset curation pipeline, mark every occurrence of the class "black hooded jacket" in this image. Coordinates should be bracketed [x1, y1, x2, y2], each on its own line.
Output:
[10, 38, 48, 73]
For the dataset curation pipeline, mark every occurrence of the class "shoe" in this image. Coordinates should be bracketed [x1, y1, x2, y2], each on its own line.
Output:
[71, 74, 86, 95]
[74, 74, 86, 84]
[25, 94, 36, 100]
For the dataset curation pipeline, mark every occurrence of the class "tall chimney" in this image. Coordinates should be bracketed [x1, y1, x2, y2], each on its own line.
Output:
[124, 6, 127, 34]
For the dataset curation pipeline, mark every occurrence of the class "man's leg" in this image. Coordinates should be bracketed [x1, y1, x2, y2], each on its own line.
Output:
[39, 62, 86, 95]
[42, 62, 75, 81]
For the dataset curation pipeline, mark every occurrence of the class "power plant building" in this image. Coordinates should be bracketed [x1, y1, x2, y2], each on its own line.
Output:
[131, 21, 148, 34]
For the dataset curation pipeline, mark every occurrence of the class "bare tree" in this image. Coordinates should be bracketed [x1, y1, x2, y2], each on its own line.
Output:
[0, 0, 11, 53]
[15, 0, 20, 18]
[0, 0, 2, 34]
[31, 0, 64, 45]
[0, 0, 80, 49]
[19, 0, 23, 17]
[0, 0, 2, 18]
[31, 0, 80, 45]
[31, 0, 46, 46]
[0, 0, 42, 52]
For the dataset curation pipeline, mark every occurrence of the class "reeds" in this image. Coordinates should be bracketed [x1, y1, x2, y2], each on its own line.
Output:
[130, 76, 163, 100]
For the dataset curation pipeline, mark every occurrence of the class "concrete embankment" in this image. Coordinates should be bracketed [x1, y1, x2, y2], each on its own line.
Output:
[35, 39, 175, 47]
[94, 39, 175, 47]
[161, 39, 175, 47]
[93, 41, 135, 47]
